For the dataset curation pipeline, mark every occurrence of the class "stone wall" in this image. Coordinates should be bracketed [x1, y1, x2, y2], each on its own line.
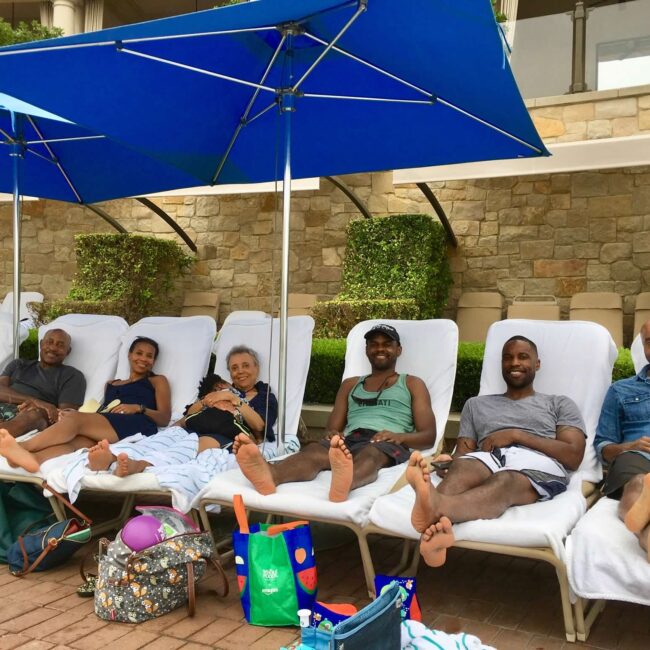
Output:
[1, 86, 649, 342]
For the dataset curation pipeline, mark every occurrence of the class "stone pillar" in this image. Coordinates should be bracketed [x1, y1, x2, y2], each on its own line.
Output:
[40, 1, 53, 29]
[52, 0, 80, 36]
[84, 0, 104, 32]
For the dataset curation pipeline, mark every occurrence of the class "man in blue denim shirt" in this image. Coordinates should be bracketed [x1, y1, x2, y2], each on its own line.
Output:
[595, 321, 650, 559]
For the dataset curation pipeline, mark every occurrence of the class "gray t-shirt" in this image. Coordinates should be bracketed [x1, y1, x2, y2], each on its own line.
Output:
[1, 359, 86, 407]
[458, 392, 586, 444]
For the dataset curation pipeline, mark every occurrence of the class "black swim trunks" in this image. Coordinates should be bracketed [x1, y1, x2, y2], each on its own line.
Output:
[602, 451, 650, 500]
[0, 402, 18, 421]
[319, 428, 411, 466]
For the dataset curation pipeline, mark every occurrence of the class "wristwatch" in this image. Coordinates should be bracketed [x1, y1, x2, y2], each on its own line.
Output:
[139, 404, 146, 414]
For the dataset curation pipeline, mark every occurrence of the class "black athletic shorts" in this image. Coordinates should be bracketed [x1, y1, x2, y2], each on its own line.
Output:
[319, 428, 411, 466]
[602, 451, 650, 500]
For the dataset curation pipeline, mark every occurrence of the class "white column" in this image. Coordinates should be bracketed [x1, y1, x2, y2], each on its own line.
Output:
[40, 1, 53, 29]
[84, 0, 104, 32]
[52, 0, 80, 35]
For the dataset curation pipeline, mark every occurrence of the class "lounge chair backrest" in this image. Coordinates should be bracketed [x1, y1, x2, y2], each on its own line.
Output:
[507, 295, 560, 321]
[222, 310, 270, 326]
[0, 313, 28, 374]
[1, 291, 44, 327]
[38, 314, 129, 403]
[633, 292, 650, 336]
[343, 319, 458, 455]
[213, 315, 314, 445]
[180, 291, 220, 319]
[456, 291, 503, 342]
[480, 319, 617, 483]
[569, 292, 623, 348]
[631, 334, 646, 374]
[115, 316, 216, 422]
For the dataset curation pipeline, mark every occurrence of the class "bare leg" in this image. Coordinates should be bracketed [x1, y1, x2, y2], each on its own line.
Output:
[87, 440, 116, 471]
[420, 516, 455, 567]
[1, 408, 48, 438]
[0, 429, 40, 472]
[114, 452, 152, 477]
[234, 434, 330, 495]
[437, 456, 493, 496]
[328, 435, 354, 502]
[619, 474, 650, 560]
[32, 435, 96, 465]
[21, 412, 119, 453]
[198, 436, 220, 453]
[407, 451, 538, 530]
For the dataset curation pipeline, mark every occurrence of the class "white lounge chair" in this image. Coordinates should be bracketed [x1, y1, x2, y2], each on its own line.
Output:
[0, 291, 44, 329]
[0, 313, 129, 518]
[364, 319, 617, 642]
[567, 332, 650, 640]
[196, 318, 459, 589]
[0, 312, 28, 373]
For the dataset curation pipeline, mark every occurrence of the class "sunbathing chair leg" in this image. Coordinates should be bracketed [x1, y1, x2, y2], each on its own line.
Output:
[552, 556, 577, 643]
[47, 494, 66, 521]
[91, 493, 136, 537]
[356, 529, 377, 597]
[197, 502, 213, 541]
[574, 597, 605, 642]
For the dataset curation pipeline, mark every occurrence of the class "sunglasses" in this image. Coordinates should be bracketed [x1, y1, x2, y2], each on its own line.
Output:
[350, 375, 394, 406]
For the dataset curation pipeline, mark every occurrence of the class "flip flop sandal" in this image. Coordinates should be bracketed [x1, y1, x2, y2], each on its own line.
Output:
[77, 575, 96, 597]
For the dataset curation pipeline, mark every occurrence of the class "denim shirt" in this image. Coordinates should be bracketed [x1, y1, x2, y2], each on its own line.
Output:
[594, 364, 650, 463]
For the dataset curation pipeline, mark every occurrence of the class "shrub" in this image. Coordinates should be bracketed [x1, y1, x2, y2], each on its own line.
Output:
[305, 339, 347, 403]
[452, 342, 485, 412]
[0, 19, 63, 46]
[19, 329, 39, 360]
[312, 299, 419, 338]
[37, 234, 193, 324]
[341, 214, 451, 318]
[613, 348, 635, 382]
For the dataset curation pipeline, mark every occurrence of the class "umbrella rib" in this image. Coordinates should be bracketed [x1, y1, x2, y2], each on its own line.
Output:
[210, 33, 286, 185]
[303, 93, 434, 104]
[24, 135, 105, 145]
[245, 101, 278, 125]
[119, 47, 275, 93]
[26, 115, 83, 202]
[292, 2, 366, 92]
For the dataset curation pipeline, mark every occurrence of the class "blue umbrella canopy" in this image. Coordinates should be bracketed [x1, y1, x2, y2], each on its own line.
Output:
[0, 0, 547, 187]
[0, 0, 548, 440]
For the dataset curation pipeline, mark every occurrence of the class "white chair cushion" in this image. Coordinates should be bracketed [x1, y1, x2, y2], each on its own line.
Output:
[0, 312, 28, 374]
[567, 497, 650, 605]
[115, 316, 216, 422]
[631, 334, 646, 374]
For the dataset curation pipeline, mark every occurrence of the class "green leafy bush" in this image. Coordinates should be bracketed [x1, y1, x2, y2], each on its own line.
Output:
[19, 329, 39, 360]
[613, 348, 635, 382]
[305, 338, 347, 403]
[341, 215, 451, 319]
[38, 234, 193, 324]
[0, 19, 63, 46]
[452, 343, 485, 412]
[313, 298, 419, 338]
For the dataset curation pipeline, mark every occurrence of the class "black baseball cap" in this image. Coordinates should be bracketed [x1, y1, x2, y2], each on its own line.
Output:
[364, 324, 401, 344]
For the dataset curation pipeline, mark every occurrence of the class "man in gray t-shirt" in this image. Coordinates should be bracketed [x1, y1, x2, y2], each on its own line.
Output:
[0, 328, 85, 437]
[406, 336, 586, 568]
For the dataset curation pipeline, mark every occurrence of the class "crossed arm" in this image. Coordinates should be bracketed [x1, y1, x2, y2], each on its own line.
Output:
[325, 375, 437, 450]
[0, 376, 78, 422]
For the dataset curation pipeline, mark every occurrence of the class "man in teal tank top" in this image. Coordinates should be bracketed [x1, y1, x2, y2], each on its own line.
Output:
[233, 324, 437, 502]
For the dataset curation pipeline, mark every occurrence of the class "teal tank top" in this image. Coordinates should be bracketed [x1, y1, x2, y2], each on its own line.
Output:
[344, 374, 414, 435]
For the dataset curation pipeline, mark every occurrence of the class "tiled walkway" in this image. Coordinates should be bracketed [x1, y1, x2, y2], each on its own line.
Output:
[0, 520, 648, 650]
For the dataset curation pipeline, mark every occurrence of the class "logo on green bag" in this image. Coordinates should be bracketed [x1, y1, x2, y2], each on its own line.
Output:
[263, 568, 278, 580]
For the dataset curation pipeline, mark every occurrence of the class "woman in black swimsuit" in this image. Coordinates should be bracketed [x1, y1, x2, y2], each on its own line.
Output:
[0, 337, 171, 473]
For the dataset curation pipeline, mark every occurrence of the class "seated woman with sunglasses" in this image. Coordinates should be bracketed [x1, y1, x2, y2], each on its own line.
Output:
[234, 323, 436, 502]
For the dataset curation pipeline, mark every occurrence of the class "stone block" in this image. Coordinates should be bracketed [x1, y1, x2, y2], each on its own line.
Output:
[322, 247, 341, 266]
[544, 209, 567, 228]
[587, 120, 612, 139]
[640, 110, 650, 131]
[556, 277, 587, 297]
[563, 102, 594, 122]
[589, 218, 616, 243]
[448, 254, 467, 273]
[498, 242, 519, 255]
[587, 195, 633, 218]
[550, 194, 570, 210]
[480, 221, 498, 236]
[612, 117, 639, 137]
[532, 116, 565, 138]
[513, 261, 533, 278]
[481, 255, 510, 269]
[571, 242, 599, 259]
[614, 280, 641, 297]
[551, 174, 571, 192]
[600, 242, 632, 263]
[512, 182, 533, 195]
[464, 185, 487, 201]
[618, 216, 643, 232]
[485, 190, 512, 211]
[451, 201, 485, 221]
[633, 232, 650, 253]
[587, 262, 610, 280]
[522, 206, 546, 225]
[463, 269, 497, 287]
[554, 228, 589, 245]
[533, 259, 586, 277]
[633, 253, 650, 269]
[520, 240, 554, 259]
[451, 220, 480, 236]
[210, 269, 235, 285]
[497, 208, 522, 226]
[497, 279, 524, 298]
[594, 97, 637, 119]
[572, 173, 609, 198]
[632, 187, 650, 214]
[554, 245, 575, 260]
[610, 260, 641, 281]
[524, 278, 557, 294]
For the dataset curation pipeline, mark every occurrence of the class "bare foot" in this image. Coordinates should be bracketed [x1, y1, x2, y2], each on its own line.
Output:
[420, 516, 454, 567]
[113, 453, 150, 477]
[328, 435, 353, 502]
[87, 439, 115, 471]
[625, 474, 650, 533]
[234, 433, 276, 495]
[406, 451, 440, 533]
[0, 428, 40, 473]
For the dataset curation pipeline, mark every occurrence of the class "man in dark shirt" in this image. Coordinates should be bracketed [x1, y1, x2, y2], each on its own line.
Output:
[0, 328, 86, 436]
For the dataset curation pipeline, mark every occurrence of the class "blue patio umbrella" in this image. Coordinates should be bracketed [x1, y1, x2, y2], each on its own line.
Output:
[0, 0, 548, 442]
[0, 93, 206, 357]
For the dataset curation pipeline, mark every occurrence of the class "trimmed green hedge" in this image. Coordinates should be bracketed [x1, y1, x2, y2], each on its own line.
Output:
[19, 329, 39, 360]
[313, 299, 419, 339]
[304, 341, 638, 410]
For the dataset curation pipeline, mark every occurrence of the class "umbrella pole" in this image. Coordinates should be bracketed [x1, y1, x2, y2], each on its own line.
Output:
[10, 111, 22, 360]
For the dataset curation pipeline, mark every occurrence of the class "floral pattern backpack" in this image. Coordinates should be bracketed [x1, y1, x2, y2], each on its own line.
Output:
[92, 506, 228, 623]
